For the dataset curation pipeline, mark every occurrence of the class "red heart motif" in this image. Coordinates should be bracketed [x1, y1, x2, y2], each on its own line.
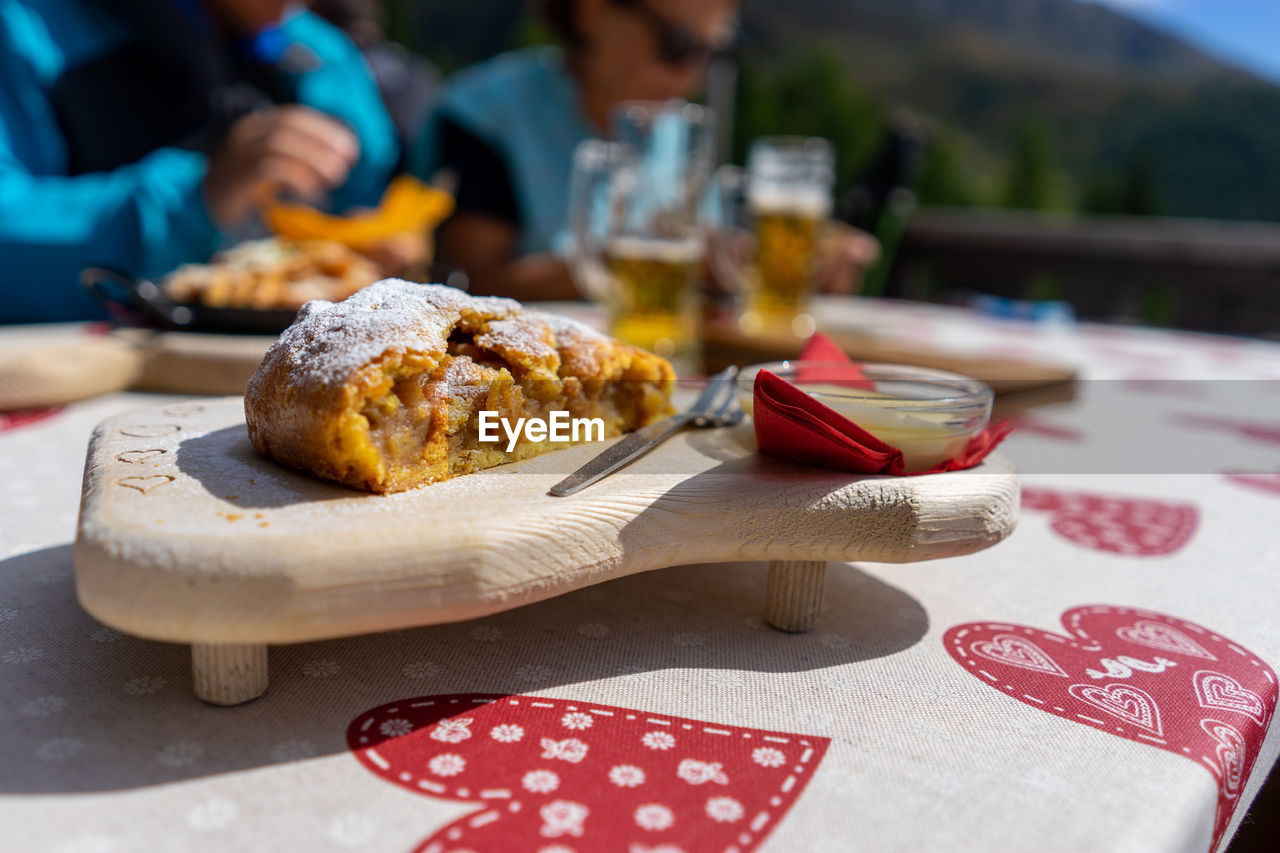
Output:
[1177, 414, 1280, 446]
[1005, 416, 1085, 443]
[1196, 672, 1267, 726]
[1203, 721, 1247, 798]
[1117, 620, 1216, 659]
[1122, 380, 1204, 399]
[0, 406, 62, 432]
[945, 606, 1278, 853]
[1021, 487, 1198, 556]
[347, 694, 829, 853]
[970, 634, 1069, 677]
[1067, 683, 1162, 734]
[1224, 474, 1280, 499]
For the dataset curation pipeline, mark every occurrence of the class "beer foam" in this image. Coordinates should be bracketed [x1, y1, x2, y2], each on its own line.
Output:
[605, 235, 704, 263]
[748, 187, 832, 218]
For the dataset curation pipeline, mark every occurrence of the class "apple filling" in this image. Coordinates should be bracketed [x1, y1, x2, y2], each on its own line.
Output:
[341, 340, 667, 493]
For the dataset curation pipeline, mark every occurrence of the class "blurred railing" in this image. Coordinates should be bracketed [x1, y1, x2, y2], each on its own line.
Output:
[891, 209, 1280, 338]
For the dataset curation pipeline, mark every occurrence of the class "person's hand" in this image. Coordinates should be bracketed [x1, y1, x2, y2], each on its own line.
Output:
[814, 223, 881, 295]
[202, 107, 359, 227]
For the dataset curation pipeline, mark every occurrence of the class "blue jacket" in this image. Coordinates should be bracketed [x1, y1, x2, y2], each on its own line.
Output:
[0, 0, 398, 323]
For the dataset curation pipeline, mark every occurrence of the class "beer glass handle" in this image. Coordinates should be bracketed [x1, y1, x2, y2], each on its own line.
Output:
[566, 139, 618, 304]
[709, 164, 754, 299]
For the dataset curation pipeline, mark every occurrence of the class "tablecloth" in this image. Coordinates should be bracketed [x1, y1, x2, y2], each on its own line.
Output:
[2, 298, 1278, 853]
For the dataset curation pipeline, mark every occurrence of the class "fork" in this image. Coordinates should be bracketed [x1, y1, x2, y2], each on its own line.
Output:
[695, 383, 746, 427]
[548, 366, 745, 496]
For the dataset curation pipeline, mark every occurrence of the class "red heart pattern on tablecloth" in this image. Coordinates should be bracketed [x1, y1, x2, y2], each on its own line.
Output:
[0, 407, 62, 432]
[945, 606, 1277, 853]
[1117, 619, 1216, 659]
[1067, 683, 1162, 734]
[347, 694, 829, 853]
[1196, 672, 1267, 726]
[1122, 380, 1205, 399]
[1005, 416, 1085, 443]
[1223, 474, 1280, 499]
[1176, 414, 1280, 446]
[1021, 487, 1197, 556]
[970, 634, 1070, 677]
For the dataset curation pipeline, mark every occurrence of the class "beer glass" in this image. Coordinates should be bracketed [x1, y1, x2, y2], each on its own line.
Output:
[612, 99, 717, 218]
[568, 101, 715, 372]
[730, 136, 834, 337]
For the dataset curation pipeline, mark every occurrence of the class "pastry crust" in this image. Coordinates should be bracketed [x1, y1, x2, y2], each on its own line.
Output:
[245, 280, 675, 492]
[165, 238, 381, 310]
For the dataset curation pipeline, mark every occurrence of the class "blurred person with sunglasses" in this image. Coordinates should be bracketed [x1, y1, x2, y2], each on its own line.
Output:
[417, 0, 738, 302]
[0, 0, 398, 323]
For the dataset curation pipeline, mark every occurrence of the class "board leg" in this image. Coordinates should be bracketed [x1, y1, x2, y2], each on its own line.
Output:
[192, 643, 268, 706]
[763, 559, 827, 632]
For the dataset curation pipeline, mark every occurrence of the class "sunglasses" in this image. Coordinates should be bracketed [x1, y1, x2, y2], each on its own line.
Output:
[612, 0, 734, 67]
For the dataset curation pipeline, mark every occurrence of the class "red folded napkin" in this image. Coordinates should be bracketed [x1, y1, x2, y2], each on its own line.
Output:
[752, 333, 1013, 475]
[791, 334, 875, 390]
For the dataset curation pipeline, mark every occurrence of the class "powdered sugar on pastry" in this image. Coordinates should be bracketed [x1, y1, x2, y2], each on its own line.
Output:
[259, 280, 523, 393]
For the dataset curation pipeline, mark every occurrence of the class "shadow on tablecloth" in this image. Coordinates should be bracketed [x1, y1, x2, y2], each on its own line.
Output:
[0, 542, 926, 795]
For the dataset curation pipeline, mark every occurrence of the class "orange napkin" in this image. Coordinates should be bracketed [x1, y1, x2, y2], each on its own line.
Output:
[752, 334, 1013, 475]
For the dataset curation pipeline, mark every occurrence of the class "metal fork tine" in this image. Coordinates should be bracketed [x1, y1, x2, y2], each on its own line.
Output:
[703, 377, 745, 426]
[714, 388, 742, 419]
[692, 366, 739, 426]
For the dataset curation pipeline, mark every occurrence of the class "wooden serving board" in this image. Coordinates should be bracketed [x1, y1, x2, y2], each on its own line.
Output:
[0, 324, 275, 410]
[75, 397, 1019, 705]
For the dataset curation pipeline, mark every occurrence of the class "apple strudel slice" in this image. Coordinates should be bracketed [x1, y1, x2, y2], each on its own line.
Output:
[244, 279, 675, 493]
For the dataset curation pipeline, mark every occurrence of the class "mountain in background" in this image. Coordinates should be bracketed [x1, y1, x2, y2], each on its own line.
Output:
[396, 0, 1280, 221]
[749, 0, 1254, 83]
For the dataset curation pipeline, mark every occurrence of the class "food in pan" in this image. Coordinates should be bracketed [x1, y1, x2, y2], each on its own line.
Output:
[163, 238, 382, 311]
[244, 279, 676, 493]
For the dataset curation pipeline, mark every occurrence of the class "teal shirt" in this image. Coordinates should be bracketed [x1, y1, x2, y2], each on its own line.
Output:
[0, 1, 398, 323]
[417, 47, 597, 257]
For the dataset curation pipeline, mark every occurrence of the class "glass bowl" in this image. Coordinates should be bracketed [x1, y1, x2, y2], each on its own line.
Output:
[738, 361, 994, 470]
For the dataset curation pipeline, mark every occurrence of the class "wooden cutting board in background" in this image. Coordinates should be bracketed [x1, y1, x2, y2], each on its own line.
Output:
[0, 324, 274, 410]
[701, 319, 1079, 417]
[113, 329, 274, 396]
[0, 324, 143, 409]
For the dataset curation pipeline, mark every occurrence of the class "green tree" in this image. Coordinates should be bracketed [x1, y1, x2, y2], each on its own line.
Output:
[916, 132, 979, 207]
[1003, 118, 1060, 211]
[1082, 151, 1162, 216]
[733, 50, 884, 192]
